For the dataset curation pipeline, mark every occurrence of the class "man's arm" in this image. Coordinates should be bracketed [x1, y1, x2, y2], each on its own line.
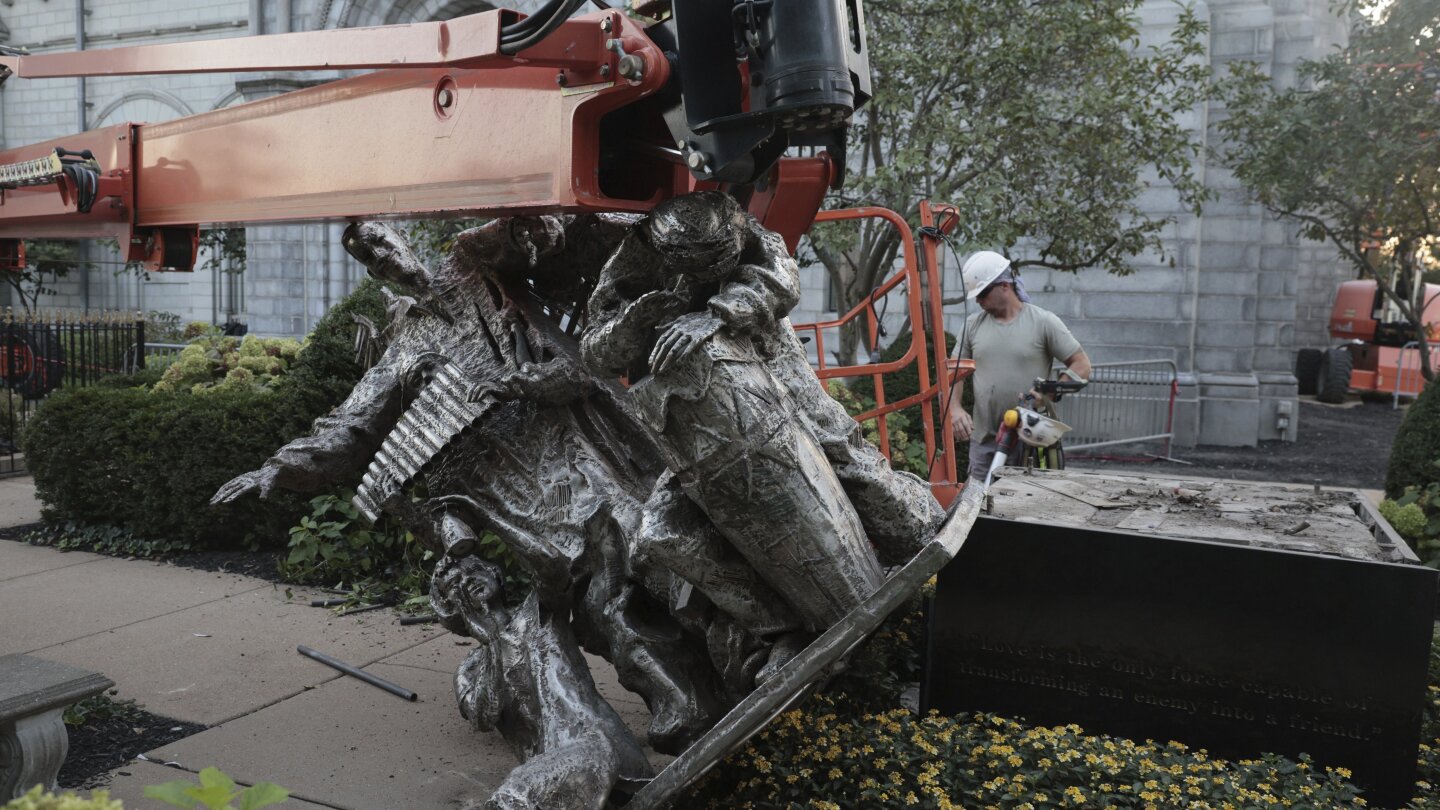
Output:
[947, 375, 973, 440]
[1062, 348, 1092, 383]
[948, 321, 976, 440]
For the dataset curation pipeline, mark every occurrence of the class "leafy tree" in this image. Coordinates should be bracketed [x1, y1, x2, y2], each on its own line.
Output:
[809, 0, 1212, 364]
[6, 240, 87, 313]
[1218, 0, 1440, 380]
[198, 227, 247, 274]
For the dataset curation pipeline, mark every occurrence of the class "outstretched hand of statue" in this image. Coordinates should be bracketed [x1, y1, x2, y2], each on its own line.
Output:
[649, 311, 723, 375]
[499, 359, 589, 404]
[210, 466, 281, 505]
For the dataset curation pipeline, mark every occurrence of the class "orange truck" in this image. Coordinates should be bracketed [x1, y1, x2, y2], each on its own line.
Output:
[1298, 279, 1440, 403]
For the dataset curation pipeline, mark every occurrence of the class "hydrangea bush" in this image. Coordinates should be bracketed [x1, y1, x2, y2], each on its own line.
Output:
[152, 334, 302, 394]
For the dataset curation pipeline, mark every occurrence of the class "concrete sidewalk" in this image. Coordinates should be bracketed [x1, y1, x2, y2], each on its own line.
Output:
[0, 476, 656, 810]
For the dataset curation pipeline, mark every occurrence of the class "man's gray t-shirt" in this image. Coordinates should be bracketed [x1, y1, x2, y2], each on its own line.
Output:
[956, 304, 1082, 442]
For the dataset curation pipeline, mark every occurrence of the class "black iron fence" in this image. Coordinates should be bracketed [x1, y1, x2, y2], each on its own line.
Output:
[0, 310, 145, 475]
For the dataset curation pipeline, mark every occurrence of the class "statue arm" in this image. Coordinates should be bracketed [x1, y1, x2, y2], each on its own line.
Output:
[212, 357, 405, 505]
[707, 224, 801, 334]
[580, 233, 677, 375]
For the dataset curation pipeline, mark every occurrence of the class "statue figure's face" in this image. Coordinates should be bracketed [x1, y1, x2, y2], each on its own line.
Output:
[645, 191, 747, 283]
[343, 222, 433, 294]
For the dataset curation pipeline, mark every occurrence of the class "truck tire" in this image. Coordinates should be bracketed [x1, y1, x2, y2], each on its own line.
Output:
[1295, 348, 1322, 396]
[1316, 348, 1353, 404]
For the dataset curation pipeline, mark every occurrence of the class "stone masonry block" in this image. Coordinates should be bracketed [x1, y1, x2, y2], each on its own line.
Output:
[1081, 293, 1181, 321]
[1195, 347, 1253, 374]
[1256, 297, 1296, 322]
[1072, 268, 1186, 294]
[1196, 295, 1253, 321]
[1259, 246, 1298, 272]
[1067, 320, 1190, 347]
[1255, 347, 1297, 373]
[1198, 325, 1261, 349]
[1254, 323, 1280, 348]
[1199, 269, 1258, 295]
[1257, 272, 1288, 296]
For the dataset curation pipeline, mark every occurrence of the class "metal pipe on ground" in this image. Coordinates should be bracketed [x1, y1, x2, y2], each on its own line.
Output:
[296, 645, 417, 701]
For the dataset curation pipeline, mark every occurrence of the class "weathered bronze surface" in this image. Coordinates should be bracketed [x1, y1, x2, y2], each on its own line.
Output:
[214, 193, 949, 809]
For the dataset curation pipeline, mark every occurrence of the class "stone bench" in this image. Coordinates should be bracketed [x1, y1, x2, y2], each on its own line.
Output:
[0, 653, 114, 800]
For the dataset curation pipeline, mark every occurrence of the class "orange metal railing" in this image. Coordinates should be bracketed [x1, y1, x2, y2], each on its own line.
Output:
[792, 201, 970, 506]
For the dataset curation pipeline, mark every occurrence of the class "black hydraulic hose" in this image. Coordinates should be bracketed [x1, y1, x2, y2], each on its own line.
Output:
[499, 0, 565, 42]
[500, 0, 584, 54]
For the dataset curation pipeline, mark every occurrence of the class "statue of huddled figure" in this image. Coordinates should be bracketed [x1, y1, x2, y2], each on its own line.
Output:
[213, 191, 944, 810]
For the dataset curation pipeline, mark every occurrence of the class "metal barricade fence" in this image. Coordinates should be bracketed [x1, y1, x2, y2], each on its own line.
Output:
[1393, 342, 1439, 410]
[121, 342, 188, 374]
[1057, 359, 1178, 457]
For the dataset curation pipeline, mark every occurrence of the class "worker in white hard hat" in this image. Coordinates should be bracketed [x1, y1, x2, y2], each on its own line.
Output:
[947, 251, 1092, 481]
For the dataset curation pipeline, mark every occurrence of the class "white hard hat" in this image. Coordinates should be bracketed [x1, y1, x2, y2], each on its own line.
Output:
[1014, 407, 1073, 448]
[960, 251, 1011, 301]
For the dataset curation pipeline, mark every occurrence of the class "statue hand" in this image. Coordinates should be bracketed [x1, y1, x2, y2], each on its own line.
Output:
[649, 311, 723, 375]
[210, 467, 280, 505]
[622, 289, 688, 330]
[500, 360, 583, 403]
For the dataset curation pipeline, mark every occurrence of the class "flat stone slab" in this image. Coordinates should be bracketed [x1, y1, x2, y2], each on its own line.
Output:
[0, 541, 107, 584]
[987, 470, 1405, 561]
[144, 662, 515, 810]
[0, 478, 42, 529]
[35, 586, 445, 725]
[96, 760, 333, 810]
[0, 558, 269, 656]
[0, 654, 112, 722]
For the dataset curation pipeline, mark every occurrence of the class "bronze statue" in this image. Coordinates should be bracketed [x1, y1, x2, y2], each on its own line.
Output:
[214, 193, 948, 810]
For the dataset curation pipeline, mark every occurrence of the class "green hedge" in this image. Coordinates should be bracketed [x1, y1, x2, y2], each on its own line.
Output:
[23, 278, 390, 549]
[1388, 380, 1440, 498]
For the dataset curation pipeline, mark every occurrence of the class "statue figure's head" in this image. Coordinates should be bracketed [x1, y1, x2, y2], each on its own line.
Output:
[431, 553, 505, 638]
[644, 191, 747, 283]
[343, 222, 432, 293]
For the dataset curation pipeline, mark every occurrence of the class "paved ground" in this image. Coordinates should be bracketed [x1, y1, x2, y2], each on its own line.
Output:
[0, 477, 656, 810]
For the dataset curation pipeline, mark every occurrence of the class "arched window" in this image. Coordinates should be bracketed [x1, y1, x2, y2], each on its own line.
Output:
[90, 90, 193, 128]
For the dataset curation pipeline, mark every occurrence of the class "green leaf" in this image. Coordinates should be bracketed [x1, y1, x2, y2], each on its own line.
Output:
[237, 782, 291, 810]
[197, 767, 238, 794]
[143, 781, 200, 808]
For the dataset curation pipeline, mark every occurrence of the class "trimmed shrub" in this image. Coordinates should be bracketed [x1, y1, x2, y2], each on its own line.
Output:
[25, 384, 310, 547]
[24, 278, 391, 549]
[1387, 380, 1440, 498]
